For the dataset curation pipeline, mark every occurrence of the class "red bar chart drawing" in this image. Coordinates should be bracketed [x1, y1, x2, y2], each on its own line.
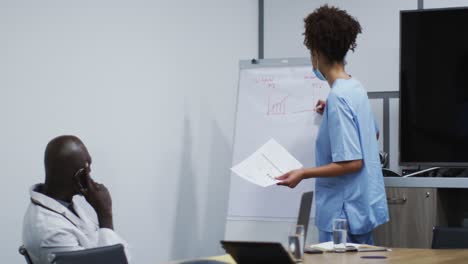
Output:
[267, 93, 289, 115]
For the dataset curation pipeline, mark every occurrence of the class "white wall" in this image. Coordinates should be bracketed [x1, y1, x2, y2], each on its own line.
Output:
[264, 0, 417, 92]
[0, 1, 257, 263]
[227, 0, 468, 247]
[425, 0, 468, 8]
[264, 0, 417, 171]
[226, 219, 318, 248]
[226, 0, 418, 246]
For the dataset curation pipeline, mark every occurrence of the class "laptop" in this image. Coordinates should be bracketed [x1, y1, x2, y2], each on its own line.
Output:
[220, 241, 296, 264]
[221, 192, 314, 263]
[297, 191, 313, 241]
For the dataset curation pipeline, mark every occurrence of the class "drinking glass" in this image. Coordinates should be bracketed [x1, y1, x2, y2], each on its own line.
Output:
[333, 218, 347, 253]
[288, 224, 305, 260]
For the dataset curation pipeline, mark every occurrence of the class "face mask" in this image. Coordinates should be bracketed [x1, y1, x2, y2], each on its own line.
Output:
[313, 56, 326, 81]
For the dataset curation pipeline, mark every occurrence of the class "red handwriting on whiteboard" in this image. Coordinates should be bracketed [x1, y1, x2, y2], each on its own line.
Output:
[256, 76, 275, 84]
[304, 74, 317, 80]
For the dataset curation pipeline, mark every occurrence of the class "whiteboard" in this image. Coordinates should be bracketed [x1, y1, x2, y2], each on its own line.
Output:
[227, 58, 329, 220]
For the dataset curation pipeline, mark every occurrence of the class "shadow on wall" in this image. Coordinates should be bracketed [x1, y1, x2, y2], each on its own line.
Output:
[170, 115, 233, 260]
[199, 120, 232, 257]
[170, 117, 199, 260]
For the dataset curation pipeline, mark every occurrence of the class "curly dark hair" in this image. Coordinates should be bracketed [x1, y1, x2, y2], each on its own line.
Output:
[303, 5, 362, 63]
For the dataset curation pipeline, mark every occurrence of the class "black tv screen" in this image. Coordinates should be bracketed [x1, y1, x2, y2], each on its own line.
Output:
[400, 7, 468, 166]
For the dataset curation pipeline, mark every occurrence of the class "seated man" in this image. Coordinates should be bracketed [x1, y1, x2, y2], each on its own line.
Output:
[22, 135, 129, 263]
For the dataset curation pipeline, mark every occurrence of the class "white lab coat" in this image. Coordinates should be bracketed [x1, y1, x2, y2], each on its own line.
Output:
[22, 184, 129, 264]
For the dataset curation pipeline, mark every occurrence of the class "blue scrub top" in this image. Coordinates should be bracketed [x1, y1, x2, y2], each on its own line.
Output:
[315, 78, 389, 234]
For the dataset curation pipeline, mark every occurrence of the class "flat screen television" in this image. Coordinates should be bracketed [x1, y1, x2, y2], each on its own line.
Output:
[400, 7, 468, 166]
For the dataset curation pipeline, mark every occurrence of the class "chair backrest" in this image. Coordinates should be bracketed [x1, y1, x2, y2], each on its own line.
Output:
[49, 244, 127, 264]
[19, 245, 34, 264]
[432, 226, 468, 249]
[178, 261, 226, 264]
[297, 191, 314, 241]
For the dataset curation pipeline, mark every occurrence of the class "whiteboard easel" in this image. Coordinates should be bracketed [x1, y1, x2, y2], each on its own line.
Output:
[227, 58, 329, 221]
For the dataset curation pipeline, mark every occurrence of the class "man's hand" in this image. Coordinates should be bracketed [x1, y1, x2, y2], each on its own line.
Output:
[276, 169, 305, 188]
[79, 169, 114, 229]
[315, 100, 326, 115]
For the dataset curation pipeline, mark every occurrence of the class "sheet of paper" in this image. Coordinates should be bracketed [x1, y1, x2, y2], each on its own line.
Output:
[309, 241, 335, 251]
[309, 241, 387, 252]
[231, 139, 303, 187]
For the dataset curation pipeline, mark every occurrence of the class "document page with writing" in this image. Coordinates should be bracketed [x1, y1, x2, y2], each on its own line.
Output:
[231, 139, 303, 187]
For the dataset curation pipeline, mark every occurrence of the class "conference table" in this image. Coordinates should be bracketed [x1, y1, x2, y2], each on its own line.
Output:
[192, 248, 468, 264]
[302, 248, 468, 263]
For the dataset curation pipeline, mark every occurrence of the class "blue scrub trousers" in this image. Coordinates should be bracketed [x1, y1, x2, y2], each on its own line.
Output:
[319, 230, 374, 245]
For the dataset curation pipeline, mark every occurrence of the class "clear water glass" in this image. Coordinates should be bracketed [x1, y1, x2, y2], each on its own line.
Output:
[333, 218, 347, 253]
[288, 224, 305, 260]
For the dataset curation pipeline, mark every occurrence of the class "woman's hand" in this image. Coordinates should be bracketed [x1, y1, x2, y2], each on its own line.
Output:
[276, 169, 305, 188]
[315, 100, 326, 115]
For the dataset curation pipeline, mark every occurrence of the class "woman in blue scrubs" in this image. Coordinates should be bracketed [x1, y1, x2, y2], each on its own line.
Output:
[277, 5, 389, 244]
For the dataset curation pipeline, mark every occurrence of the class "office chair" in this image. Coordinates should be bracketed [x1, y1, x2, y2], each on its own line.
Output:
[297, 191, 314, 239]
[432, 226, 468, 249]
[178, 261, 226, 264]
[49, 244, 128, 264]
[19, 245, 34, 264]
[174, 255, 234, 264]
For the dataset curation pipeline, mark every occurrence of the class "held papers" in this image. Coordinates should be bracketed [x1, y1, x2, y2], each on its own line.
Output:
[231, 139, 303, 187]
